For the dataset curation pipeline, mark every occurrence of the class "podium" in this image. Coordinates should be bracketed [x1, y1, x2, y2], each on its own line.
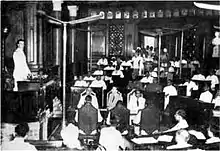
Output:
[2, 81, 44, 122]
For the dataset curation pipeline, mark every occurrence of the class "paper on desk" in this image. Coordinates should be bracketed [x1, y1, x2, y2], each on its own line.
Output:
[157, 135, 173, 142]
[188, 130, 206, 140]
[131, 137, 158, 144]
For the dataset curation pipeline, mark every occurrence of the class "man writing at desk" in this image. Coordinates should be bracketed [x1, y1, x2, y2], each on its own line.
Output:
[13, 39, 31, 91]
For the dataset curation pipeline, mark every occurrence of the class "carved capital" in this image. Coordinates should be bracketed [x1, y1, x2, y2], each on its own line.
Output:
[52, 0, 63, 11]
[67, 5, 78, 17]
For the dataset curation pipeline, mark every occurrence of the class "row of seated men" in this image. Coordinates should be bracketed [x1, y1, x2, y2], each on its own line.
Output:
[2, 85, 219, 150]
[2, 109, 219, 150]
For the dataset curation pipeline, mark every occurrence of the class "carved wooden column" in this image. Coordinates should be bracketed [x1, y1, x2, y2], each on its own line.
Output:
[67, 5, 78, 74]
[52, 0, 62, 70]
[37, 3, 44, 69]
[25, 2, 38, 72]
[124, 22, 135, 56]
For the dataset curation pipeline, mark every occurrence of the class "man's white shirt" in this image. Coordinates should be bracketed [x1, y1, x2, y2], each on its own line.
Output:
[163, 85, 177, 109]
[90, 79, 107, 90]
[206, 75, 219, 89]
[199, 91, 213, 103]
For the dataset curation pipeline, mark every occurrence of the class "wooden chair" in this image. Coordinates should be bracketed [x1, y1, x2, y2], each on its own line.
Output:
[139, 105, 160, 134]
[78, 102, 99, 145]
[109, 103, 130, 132]
[106, 88, 122, 110]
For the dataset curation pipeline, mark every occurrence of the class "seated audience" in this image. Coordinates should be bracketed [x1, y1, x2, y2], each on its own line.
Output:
[167, 129, 192, 149]
[140, 71, 153, 84]
[127, 90, 146, 114]
[163, 79, 177, 110]
[199, 84, 213, 103]
[206, 69, 219, 91]
[2, 123, 37, 151]
[77, 87, 99, 109]
[90, 75, 107, 90]
[74, 75, 89, 87]
[107, 87, 123, 110]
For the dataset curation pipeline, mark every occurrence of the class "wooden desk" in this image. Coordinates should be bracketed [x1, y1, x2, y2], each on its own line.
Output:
[2, 89, 43, 122]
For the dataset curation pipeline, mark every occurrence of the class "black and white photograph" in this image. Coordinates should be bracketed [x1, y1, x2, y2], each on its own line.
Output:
[1, 0, 220, 150]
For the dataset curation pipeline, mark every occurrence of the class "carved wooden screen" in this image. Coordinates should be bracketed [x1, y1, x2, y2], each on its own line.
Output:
[109, 24, 125, 56]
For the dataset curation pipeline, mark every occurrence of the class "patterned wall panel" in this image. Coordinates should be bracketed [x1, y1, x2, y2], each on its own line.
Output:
[108, 24, 125, 56]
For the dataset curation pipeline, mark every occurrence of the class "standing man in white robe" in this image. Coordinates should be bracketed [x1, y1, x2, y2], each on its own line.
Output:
[13, 39, 31, 91]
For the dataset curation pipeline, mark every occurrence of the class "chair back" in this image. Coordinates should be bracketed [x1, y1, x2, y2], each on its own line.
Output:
[107, 89, 122, 109]
[140, 105, 160, 134]
[78, 103, 98, 135]
[110, 105, 130, 132]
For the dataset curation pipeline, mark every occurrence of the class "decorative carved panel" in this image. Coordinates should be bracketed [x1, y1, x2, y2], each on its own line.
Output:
[108, 24, 125, 56]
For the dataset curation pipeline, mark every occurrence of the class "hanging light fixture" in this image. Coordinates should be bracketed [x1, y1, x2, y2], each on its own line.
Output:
[194, 2, 220, 11]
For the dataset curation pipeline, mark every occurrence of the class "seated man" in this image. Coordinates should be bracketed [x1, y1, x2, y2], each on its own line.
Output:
[93, 66, 104, 76]
[97, 55, 108, 67]
[2, 123, 37, 151]
[90, 75, 107, 90]
[83, 71, 95, 81]
[74, 75, 89, 87]
[98, 114, 131, 151]
[112, 65, 124, 78]
[140, 71, 153, 84]
[61, 123, 83, 149]
[199, 83, 213, 103]
[163, 79, 177, 110]
[75, 95, 103, 129]
[167, 129, 192, 149]
[77, 87, 99, 109]
[107, 86, 123, 110]
[159, 109, 189, 133]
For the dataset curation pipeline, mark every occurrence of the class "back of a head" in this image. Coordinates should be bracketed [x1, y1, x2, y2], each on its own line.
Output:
[110, 114, 120, 127]
[176, 129, 190, 143]
[15, 122, 29, 137]
[85, 95, 92, 103]
[116, 100, 123, 107]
